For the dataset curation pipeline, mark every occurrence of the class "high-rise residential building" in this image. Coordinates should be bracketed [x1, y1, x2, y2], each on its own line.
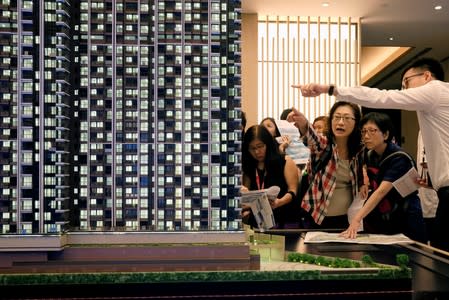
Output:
[0, 0, 73, 234]
[0, 0, 242, 234]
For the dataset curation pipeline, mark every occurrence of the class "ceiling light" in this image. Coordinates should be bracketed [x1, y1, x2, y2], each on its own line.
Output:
[322, 2, 330, 7]
[434, 5, 443, 10]
[389, 37, 394, 41]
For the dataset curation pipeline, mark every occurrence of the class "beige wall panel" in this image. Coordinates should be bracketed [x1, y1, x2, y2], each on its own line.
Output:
[241, 14, 259, 128]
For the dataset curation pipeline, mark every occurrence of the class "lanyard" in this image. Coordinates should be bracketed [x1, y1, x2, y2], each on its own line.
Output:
[255, 168, 265, 190]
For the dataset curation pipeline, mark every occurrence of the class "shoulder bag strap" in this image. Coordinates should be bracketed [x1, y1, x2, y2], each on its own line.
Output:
[378, 151, 415, 168]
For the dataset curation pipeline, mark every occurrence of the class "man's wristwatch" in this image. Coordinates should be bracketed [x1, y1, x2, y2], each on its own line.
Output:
[328, 85, 334, 96]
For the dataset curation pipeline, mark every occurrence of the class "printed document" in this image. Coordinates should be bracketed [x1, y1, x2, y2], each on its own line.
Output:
[392, 167, 420, 197]
[304, 231, 414, 245]
[275, 120, 310, 164]
[240, 186, 279, 231]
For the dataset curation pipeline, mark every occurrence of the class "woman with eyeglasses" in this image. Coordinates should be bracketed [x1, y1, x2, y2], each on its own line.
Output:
[240, 125, 301, 228]
[287, 102, 367, 229]
[340, 112, 427, 242]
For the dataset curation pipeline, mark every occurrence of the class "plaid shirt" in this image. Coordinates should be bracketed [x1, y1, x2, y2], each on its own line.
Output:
[301, 125, 364, 225]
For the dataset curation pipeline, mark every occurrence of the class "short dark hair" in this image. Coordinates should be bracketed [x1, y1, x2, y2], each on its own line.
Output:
[360, 112, 395, 143]
[401, 57, 445, 81]
[280, 108, 292, 120]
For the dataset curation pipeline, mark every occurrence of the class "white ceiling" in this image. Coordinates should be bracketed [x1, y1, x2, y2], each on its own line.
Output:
[242, 0, 449, 89]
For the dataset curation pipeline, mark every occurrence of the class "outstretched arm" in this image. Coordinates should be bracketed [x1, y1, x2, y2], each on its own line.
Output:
[340, 180, 393, 239]
[286, 107, 309, 136]
[292, 84, 337, 97]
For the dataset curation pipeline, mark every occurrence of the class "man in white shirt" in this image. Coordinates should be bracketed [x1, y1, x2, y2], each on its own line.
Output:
[292, 57, 449, 251]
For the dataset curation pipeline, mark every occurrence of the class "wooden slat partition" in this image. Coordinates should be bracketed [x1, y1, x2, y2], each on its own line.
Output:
[257, 16, 360, 123]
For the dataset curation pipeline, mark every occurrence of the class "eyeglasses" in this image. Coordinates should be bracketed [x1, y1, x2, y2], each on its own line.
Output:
[249, 143, 266, 152]
[332, 114, 355, 123]
[402, 72, 424, 89]
[361, 128, 379, 136]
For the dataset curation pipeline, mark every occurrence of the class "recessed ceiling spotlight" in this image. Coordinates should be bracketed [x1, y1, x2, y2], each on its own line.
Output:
[434, 5, 443, 10]
[389, 37, 394, 41]
[322, 2, 330, 7]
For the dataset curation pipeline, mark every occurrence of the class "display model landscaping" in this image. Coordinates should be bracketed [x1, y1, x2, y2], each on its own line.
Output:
[0, 231, 412, 299]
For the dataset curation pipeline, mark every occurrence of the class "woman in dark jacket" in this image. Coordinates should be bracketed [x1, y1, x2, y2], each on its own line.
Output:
[340, 112, 427, 242]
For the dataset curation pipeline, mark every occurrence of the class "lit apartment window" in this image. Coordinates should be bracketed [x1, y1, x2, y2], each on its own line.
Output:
[22, 152, 32, 164]
[211, 13, 220, 23]
[21, 224, 32, 234]
[141, 4, 149, 11]
[22, 82, 33, 92]
[22, 176, 32, 188]
[79, 2, 89, 10]
[22, 128, 33, 139]
[140, 210, 148, 219]
[211, 3, 220, 11]
[80, 132, 88, 142]
[22, 58, 33, 68]
[44, 177, 55, 185]
[126, 14, 137, 22]
[22, 1, 33, 9]
[141, 57, 149, 66]
[80, 24, 88, 33]
[22, 105, 33, 116]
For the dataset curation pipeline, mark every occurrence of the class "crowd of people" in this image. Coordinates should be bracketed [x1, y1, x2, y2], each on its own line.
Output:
[240, 57, 448, 252]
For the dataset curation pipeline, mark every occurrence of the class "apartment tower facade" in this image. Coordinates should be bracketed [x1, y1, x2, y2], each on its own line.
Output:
[0, 0, 242, 234]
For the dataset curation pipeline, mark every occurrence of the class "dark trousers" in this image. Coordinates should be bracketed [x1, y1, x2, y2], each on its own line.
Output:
[433, 186, 449, 251]
[424, 217, 436, 245]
